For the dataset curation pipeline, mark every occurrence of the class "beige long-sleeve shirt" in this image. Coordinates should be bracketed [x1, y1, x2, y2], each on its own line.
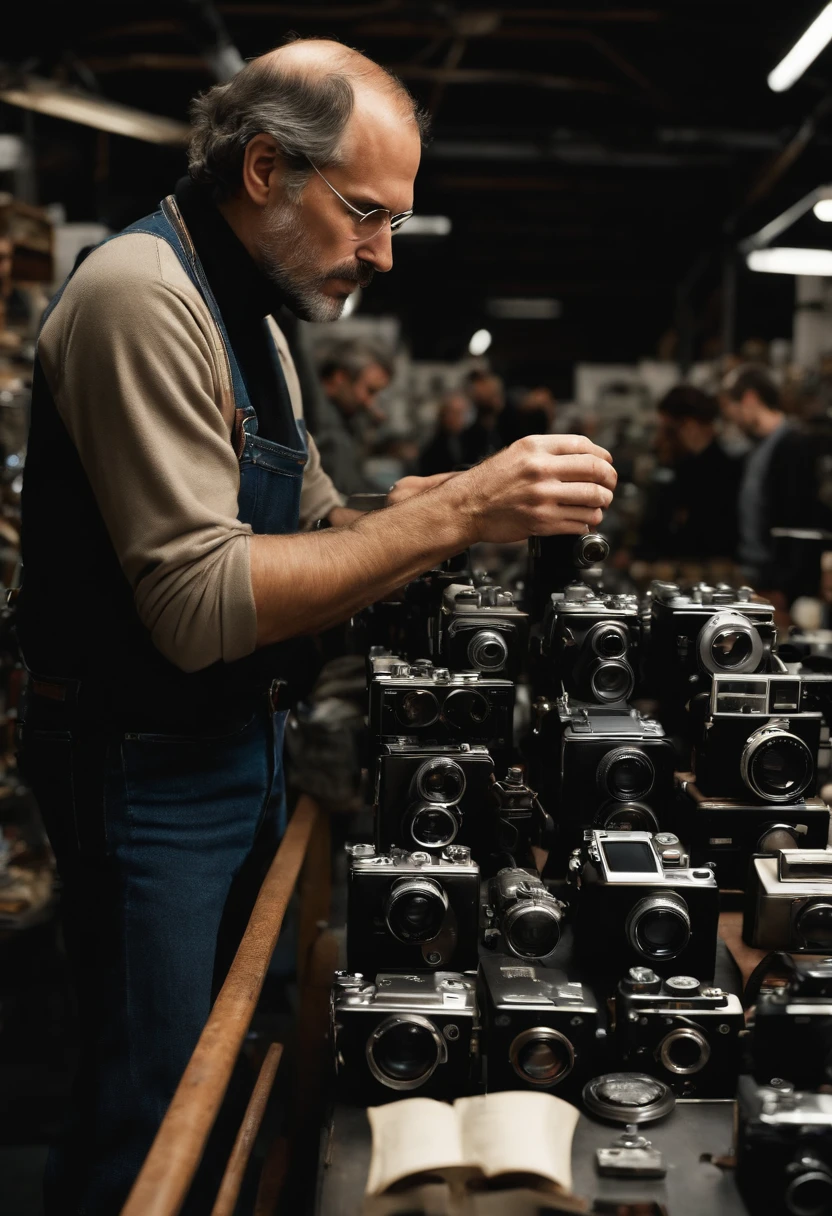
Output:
[37, 225, 343, 674]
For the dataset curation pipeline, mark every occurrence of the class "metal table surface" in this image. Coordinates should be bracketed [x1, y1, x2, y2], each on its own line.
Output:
[316, 1097, 746, 1216]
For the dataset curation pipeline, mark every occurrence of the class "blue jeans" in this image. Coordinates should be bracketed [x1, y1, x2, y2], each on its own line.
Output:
[19, 690, 287, 1215]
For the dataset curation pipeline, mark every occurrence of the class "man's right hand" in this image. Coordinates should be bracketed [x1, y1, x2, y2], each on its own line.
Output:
[447, 434, 617, 545]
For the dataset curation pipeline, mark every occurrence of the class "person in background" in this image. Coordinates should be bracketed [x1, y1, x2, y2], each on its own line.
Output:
[460, 369, 509, 464]
[315, 340, 393, 495]
[723, 363, 830, 603]
[503, 385, 557, 444]
[638, 385, 742, 560]
[419, 390, 470, 475]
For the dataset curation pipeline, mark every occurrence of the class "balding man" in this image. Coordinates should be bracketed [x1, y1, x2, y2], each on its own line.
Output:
[18, 38, 616, 1210]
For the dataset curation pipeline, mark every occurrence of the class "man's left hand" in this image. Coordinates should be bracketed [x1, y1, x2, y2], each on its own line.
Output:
[386, 471, 460, 506]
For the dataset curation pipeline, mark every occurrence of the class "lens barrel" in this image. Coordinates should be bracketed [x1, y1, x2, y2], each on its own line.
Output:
[509, 1027, 575, 1086]
[626, 892, 691, 961]
[366, 1014, 446, 1091]
[385, 877, 449, 943]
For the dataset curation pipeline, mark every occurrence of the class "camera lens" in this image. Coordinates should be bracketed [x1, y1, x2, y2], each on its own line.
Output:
[415, 757, 466, 804]
[756, 823, 801, 853]
[599, 801, 660, 833]
[598, 748, 655, 802]
[698, 610, 763, 676]
[742, 729, 814, 802]
[710, 628, 753, 669]
[504, 904, 563, 960]
[784, 1165, 832, 1216]
[591, 624, 627, 659]
[386, 878, 448, 943]
[574, 533, 610, 567]
[396, 689, 440, 729]
[590, 660, 635, 704]
[658, 1027, 710, 1075]
[626, 893, 691, 960]
[795, 900, 832, 952]
[442, 688, 491, 732]
[467, 630, 509, 672]
[510, 1028, 574, 1086]
[367, 1016, 444, 1090]
[407, 804, 459, 848]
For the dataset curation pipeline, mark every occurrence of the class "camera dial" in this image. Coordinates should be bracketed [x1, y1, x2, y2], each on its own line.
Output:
[405, 803, 460, 849]
[784, 1158, 832, 1216]
[698, 610, 764, 676]
[658, 1027, 711, 1075]
[598, 748, 656, 802]
[741, 725, 814, 802]
[626, 892, 691, 961]
[467, 629, 509, 672]
[385, 877, 449, 944]
[366, 1014, 447, 1091]
[414, 756, 467, 805]
[509, 1026, 575, 1086]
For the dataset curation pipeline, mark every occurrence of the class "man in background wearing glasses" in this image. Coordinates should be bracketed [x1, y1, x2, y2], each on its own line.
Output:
[17, 36, 617, 1214]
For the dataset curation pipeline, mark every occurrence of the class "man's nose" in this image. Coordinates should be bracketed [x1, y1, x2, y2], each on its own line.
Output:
[355, 225, 393, 273]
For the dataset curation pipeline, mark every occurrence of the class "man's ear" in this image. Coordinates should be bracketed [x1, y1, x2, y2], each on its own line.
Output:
[241, 134, 282, 207]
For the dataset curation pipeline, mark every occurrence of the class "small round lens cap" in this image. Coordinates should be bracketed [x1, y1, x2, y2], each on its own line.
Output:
[582, 1072, 676, 1124]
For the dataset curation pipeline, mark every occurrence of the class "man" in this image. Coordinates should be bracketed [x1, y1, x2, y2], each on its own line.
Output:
[315, 339, 393, 495]
[460, 369, 510, 464]
[638, 385, 742, 560]
[17, 38, 616, 1213]
[419, 390, 470, 475]
[722, 363, 827, 601]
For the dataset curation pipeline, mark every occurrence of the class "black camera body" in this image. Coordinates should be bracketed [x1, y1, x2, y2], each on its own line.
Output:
[674, 782, 830, 891]
[346, 844, 480, 975]
[647, 581, 776, 707]
[735, 1076, 832, 1216]
[368, 658, 514, 752]
[542, 584, 641, 705]
[375, 742, 495, 855]
[478, 953, 604, 1096]
[743, 850, 832, 953]
[749, 956, 832, 1092]
[693, 674, 822, 804]
[331, 971, 478, 1102]
[614, 967, 745, 1097]
[551, 705, 676, 859]
[435, 583, 529, 681]
[570, 830, 720, 982]
[482, 867, 567, 963]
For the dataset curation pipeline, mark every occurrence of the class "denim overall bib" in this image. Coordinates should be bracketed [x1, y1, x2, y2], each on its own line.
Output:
[20, 196, 308, 1216]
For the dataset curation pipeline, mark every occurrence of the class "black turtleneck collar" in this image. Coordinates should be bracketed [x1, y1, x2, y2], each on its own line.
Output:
[174, 176, 285, 322]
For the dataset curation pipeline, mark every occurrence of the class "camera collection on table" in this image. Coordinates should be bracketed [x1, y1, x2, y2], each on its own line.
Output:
[328, 534, 832, 1216]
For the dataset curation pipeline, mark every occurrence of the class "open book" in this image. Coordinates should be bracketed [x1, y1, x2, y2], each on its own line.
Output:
[366, 1091, 584, 1207]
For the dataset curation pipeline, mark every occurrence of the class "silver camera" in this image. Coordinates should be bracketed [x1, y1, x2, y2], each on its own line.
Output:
[736, 1077, 832, 1216]
[483, 867, 567, 963]
[743, 850, 832, 952]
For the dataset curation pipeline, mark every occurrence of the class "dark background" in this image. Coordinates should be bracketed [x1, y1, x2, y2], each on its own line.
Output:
[3, 1, 832, 390]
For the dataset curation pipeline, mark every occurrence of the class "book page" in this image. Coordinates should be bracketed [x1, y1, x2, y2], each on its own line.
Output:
[454, 1092, 580, 1193]
[366, 1098, 475, 1196]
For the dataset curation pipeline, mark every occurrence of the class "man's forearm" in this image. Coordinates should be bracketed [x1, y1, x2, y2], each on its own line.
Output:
[251, 479, 474, 646]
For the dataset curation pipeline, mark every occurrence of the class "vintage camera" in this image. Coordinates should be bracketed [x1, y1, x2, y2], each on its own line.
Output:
[375, 742, 495, 853]
[541, 584, 641, 705]
[614, 967, 745, 1098]
[674, 781, 830, 891]
[648, 581, 776, 704]
[693, 674, 823, 804]
[748, 955, 832, 1092]
[570, 830, 720, 981]
[482, 868, 567, 963]
[489, 766, 553, 863]
[368, 658, 514, 751]
[744, 850, 832, 953]
[434, 583, 529, 681]
[331, 971, 477, 1101]
[346, 844, 480, 974]
[546, 705, 675, 860]
[735, 1076, 832, 1216]
[478, 953, 604, 1095]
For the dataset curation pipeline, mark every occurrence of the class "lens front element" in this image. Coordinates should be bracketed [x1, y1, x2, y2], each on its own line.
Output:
[386, 878, 448, 943]
[367, 1014, 446, 1090]
[509, 1027, 575, 1086]
[626, 893, 691, 960]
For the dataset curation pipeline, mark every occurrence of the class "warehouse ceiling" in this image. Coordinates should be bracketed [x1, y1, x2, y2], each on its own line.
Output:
[3, 0, 832, 385]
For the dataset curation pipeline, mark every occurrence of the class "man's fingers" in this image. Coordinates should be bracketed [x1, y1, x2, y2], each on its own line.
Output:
[543, 454, 617, 489]
[523, 433, 613, 464]
[549, 480, 614, 509]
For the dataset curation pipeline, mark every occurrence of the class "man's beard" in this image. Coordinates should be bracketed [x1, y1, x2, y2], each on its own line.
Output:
[255, 199, 373, 322]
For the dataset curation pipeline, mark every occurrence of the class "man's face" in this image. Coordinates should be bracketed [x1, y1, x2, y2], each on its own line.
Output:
[440, 394, 469, 435]
[735, 390, 764, 437]
[254, 90, 421, 322]
[655, 413, 682, 464]
[352, 362, 390, 418]
[470, 375, 505, 416]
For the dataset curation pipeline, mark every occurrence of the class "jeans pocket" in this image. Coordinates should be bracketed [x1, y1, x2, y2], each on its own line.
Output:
[124, 712, 258, 746]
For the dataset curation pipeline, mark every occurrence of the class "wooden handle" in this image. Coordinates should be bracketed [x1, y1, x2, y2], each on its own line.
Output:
[210, 1042, 283, 1216]
[122, 796, 319, 1216]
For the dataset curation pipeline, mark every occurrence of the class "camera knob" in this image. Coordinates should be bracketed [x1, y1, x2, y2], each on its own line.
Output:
[506, 766, 525, 785]
[665, 975, 701, 996]
[623, 967, 662, 993]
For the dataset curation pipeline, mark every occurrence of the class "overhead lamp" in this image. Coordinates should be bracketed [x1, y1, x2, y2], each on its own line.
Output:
[814, 198, 832, 221]
[768, 3, 832, 92]
[0, 75, 190, 145]
[396, 215, 452, 237]
[747, 247, 832, 275]
[486, 297, 561, 320]
[468, 329, 492, 356]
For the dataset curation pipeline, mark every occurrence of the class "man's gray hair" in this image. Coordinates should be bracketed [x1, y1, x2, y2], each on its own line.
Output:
[319, 340, 394, 382]
[188, 40, 429, 203]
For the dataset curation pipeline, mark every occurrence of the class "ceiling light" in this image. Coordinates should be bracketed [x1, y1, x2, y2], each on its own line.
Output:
[814, 198, 832, 221]
[747, 246, 832, 275]
[397, 216, 452, 237]
[468, 329, 492, 356]
[486, 297, 561, 320]
[0, 75, 190, 145]
[768, 3, 832, 92]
